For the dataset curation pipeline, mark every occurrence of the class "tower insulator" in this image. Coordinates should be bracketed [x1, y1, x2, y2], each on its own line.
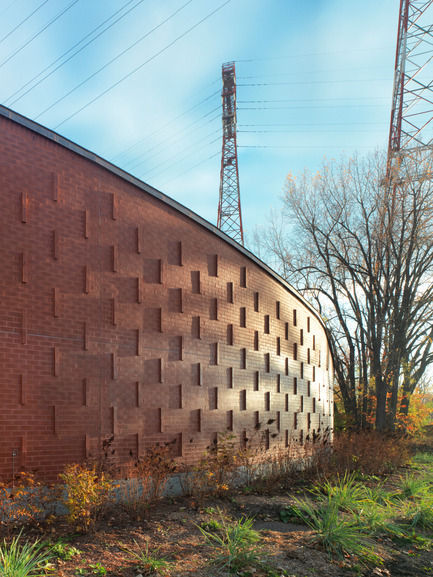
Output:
[387, 0, 433, 180]
[217, 61, 244, 245]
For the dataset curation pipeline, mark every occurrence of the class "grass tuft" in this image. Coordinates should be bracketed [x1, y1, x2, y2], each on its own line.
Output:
[197, 510, 262, 573]
[126, 539, 170, 576]
[0, 530, 53, 577]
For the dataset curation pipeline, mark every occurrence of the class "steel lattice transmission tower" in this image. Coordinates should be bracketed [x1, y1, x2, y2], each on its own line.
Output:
[217, 61, 244, 245]
[387, 0, 433, 179]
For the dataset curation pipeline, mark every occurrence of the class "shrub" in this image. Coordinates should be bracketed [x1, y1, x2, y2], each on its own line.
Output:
[0, 472, 59, 534]
[118, 443, 176, 517]
[59, 463, 112, 532]
[331, 430, 409, 476]
[188, 432, 240, 504]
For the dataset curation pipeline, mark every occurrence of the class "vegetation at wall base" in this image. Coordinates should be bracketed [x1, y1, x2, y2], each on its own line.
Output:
[0, 431, 430, 575]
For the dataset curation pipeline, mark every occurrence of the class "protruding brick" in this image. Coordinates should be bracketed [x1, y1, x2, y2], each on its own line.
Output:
[52, 172, 59, 201]
[21, 310, 27, 344]
[21, 252, 28, 283]
[21, 191, 27, 223]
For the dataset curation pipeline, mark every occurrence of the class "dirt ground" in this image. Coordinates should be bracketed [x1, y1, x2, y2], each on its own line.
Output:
[26, 474, 433, 577]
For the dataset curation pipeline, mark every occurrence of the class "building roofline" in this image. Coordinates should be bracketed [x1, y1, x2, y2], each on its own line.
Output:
[0, 104, 326, 331]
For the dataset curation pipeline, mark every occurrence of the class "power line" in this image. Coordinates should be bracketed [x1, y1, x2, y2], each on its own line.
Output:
[239, 79, 389, 87]
[4, 0, 147, 106]
[110, 88, 220, 164]
[0, 0, 50, 45]
[238, 97, 389, 104]
[235, 47, 393, 63]
[35, 0, 195, 121]
[239, 144, 379, 149]
[236, 65, 389, 79]
[124, 107, 220, 172]
[239, 129, 385, 133]
[239, 122, 387, 126]
[0, 0, 20, 19]
[158, 151, 220, 188]
[50, 0, 233, 129]
[239, 104, 389, 110]
[0, 0, 80, 69]
[139, 130, 221, 179]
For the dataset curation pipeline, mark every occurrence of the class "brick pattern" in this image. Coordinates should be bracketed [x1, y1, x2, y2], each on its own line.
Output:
[0, 113, 334, 480]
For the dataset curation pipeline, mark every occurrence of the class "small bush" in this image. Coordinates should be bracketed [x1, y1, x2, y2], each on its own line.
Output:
[117, 442, 176, 517]
[0, 472, 59, 534]
[188, 432, 240, 504]
[331, 430, 409, 476]
[59, 463, 112, 533]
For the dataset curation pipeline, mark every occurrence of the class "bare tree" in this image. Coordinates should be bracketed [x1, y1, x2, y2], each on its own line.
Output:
[256, 151, 433, 430]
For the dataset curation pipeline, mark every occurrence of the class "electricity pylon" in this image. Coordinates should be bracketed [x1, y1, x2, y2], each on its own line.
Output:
[217, 61, 244, 245]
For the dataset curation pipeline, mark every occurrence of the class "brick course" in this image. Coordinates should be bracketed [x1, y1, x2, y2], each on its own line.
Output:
[0, 106, 334, 481]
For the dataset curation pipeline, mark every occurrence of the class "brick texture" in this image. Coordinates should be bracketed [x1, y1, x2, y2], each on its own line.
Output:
[0, 108, 334, 480]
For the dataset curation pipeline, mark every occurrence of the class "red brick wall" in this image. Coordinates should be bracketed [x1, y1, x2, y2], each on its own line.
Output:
[0, 108, 334, 481]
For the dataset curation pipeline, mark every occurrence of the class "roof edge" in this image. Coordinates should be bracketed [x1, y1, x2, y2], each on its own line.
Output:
[0, 105, 325, 330]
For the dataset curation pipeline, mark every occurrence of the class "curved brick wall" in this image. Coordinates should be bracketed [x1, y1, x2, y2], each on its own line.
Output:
[0, 106, 334, 480]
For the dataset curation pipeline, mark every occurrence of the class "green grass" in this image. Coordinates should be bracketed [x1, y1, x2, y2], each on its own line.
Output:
[200, 518, 222, 531]
[197, 510, 262, 573]
[126, 540, 170, 576]
[310, 471, 367, 513]
[291, 495, 379, 564]
[411, 452, 433, 466]
[0, 531, 53, 577]
[48, 539, 81, 561]
[75, 563, 107, 576]
[397, 473, 433, 500]
[280, 451, 433, 566]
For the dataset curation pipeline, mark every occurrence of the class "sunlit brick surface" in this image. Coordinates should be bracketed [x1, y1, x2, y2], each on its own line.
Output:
[0, 108, 334, 480]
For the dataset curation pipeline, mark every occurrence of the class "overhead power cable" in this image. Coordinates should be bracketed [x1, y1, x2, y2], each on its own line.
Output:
[238, 97, 388, 104]
[239, 129, 385, 133]
[0, 0, 80, 69]
[0, 0, 50, 45]
[239, 104, 389, 110]
[239, 122, 387, 126]
[110, 88, 220, 164]
[239, 79, 388, 87]
[51, 0, 232, 129]
[236, 65, 388, 79]
[235, 47, 392, 63]
[0, 0, 20, 19]
[158, 151, 220, 189]
[144, 136, 221, 184]
[124, 106, 220, 172]
[139, 129, 221, 179]
[5, 0, 147, 106]
[239, 144, 377, 149]
[35, 0, 194, 121]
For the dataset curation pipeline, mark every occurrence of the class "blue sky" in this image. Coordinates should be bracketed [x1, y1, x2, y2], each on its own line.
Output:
[0, 0, 399, 244]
